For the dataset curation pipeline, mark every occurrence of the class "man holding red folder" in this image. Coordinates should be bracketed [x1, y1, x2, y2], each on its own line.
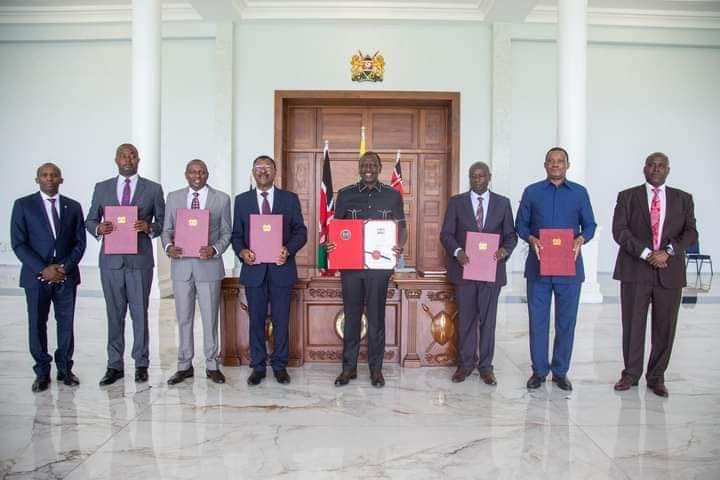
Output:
[86, 143, 165, 386]
[231, 156, 307, 386]
[162, 160, 232, 385]
[440, 162, 517, 385]
[516, 147, 596, 391]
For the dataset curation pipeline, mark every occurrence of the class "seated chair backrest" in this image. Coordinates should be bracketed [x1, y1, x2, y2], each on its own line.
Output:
[687, 242, 700, 255]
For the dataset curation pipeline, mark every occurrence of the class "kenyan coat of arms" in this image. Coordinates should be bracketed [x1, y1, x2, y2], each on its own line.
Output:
[351, 51, 385, 82]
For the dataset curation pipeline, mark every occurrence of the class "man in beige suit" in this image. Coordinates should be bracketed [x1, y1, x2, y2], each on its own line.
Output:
[162, 159, 232, 385]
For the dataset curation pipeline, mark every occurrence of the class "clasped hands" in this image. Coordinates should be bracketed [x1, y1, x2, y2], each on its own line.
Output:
[97, 220, 151, 235]
[239, 246, 289, 266]
[646, 250, 669, 269]
[528, 235, 584, 260]
[457, 247, 507, 266]
[325, 241, 404, 256]
[167, 245, 216, 260]
[38, 264, 66, 284]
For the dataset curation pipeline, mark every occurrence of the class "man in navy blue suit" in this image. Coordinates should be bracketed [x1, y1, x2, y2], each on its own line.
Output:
[11, 163, 87, 392]
[232, 155, 307, 386]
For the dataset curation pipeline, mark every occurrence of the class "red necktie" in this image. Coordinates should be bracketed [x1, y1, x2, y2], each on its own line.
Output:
[476, 196, 484, 232]
[261, 192, 271, 214]
[121, 178, 131, 206]
[48, 198, 60, 237]
[651, 187, 661, 250]
[191, 192, 200, 209]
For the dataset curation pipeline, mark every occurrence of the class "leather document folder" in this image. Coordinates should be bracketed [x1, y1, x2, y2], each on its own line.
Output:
[250, 214, 283, 264]
[175, 208, 209, 258]
[539, 228, 576, 276]
[104, 206, 138, 255]
[462, 232, 500, 282]
[328, 219, 364, 270]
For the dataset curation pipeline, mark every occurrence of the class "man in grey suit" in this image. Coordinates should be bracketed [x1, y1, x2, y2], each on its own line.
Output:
[162, 159, 232, 385]
[86, 143, 165, 386]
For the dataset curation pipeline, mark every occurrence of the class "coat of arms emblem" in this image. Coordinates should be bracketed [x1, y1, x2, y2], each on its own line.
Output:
[351, 51, 385, 82]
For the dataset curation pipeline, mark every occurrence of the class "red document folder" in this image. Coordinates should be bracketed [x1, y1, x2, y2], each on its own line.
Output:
[539, 228, 576, 276]
[250, 214, 283, 263]
[462, 232, 500, 282]
[328, 219, 364, 270]
[104, 206, 138, 255]
[175, 209, 209, 258]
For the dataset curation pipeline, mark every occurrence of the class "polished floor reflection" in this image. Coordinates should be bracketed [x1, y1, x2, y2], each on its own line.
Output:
[1, 274, 718, 479]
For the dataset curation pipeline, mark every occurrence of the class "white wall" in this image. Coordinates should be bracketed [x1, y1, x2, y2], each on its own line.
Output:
[0, 36, 215, 267]
[510, 35, 720, 272]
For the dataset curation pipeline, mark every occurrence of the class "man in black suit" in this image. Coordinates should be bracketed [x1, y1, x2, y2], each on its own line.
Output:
[441, 161, 517, 385]
[11, 163, 87, 392]
[612, 152, 697, 397]
[232, 155, 307, 386]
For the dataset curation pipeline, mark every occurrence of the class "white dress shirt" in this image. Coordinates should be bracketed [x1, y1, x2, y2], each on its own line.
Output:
[116, 174, 139, 204]
[641, 182, 668, 260]
[186, 185, 209, 209]
[256, 186, 275, 213]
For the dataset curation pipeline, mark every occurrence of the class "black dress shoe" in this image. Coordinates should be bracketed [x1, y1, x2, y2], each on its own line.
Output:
[57, 369, 80, 386]
[613, 375, 638, 391]
[135, 367, 148, 383]
[99, 368, 124, 386]
[334, 369, 357, 387]
[649, 383, 669, 398]
[32, 375, 50, 392]
[370, 369, 385, 388]
[274, 368, 291, 385]
[167, 367, 194, 385]
[247, 369, 266, 386]
[552, 375, 573, 391]
[451, 367, 470, 383]
[206, 369, 226, 384]
[526, 374, 546, 389]
[480, 371, 498, 386]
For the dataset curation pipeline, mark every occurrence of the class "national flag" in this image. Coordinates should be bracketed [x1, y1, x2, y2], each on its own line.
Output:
[317, 141, 335, 275]
[359, 126, 367, 156]
[390, 150, 405, 195]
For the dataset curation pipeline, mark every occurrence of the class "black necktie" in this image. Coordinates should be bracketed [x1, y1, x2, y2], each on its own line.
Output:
[48, 198, 60, 237]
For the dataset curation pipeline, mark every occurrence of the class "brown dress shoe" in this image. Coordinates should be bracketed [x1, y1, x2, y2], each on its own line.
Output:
[649, 383, 669, 398]
[479, 371, 497, 386]
[451, 367, 469, 383]
[370, 369, 385, 388]
[334, 369, 357, 387]
[206, 369, 226, 384]
[613, 375, 637, 391]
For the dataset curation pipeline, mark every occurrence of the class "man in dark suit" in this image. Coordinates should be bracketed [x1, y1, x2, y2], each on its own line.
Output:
[232, 155, 307, 386]
[612, 152, 697, 397]
[86, 143, 165, 386]
[440, 161, 517, 385]
[11, 163, 86, 392]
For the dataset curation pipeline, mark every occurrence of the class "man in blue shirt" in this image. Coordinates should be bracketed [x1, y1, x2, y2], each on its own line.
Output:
[516, 147, 597, 391]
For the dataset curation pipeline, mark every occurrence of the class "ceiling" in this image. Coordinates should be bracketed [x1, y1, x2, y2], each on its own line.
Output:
[0, 0, 719, 28]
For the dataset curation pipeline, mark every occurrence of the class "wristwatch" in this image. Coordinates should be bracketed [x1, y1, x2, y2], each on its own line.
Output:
[665, 246, 675, 256]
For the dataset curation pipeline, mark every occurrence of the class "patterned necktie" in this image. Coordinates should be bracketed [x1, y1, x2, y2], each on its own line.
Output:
[261, 191, 271, 214]
[651, 187, 661, 250]
[121, 178, 131, 206]
[476, 196, 484, 231]
[48, 198, 60, 237]
[191, 192, 200, 209]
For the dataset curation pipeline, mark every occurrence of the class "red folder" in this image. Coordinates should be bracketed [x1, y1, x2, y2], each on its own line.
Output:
[539, 228, 576, 276]
[462, 232, 500, 282]
[175, 209, 209, 258]
[104, 206, 138, 254]
[328, 219, 364, 270]
[250, 214, 283, 264]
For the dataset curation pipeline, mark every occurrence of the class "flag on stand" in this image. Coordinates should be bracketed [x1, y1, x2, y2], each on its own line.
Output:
[317, 141, 335, 275]
[390, 150, 405, 195]
[359, 126, 367, 156]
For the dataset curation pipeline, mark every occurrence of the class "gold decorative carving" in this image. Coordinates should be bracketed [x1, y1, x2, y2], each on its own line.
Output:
[405, 289, 422, 299]
[422, 304, 457, 347]
[426, 291, 456, 303]
[424, 352, 454, 364]
[335, 310, 368, 340]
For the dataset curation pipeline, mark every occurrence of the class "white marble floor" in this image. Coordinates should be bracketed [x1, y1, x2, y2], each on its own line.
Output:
[1, 275, 719, 479]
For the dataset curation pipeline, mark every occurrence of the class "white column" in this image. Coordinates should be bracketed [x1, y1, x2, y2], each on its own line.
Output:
[557, 0, 601, 303]
[132, 0, 161, 181]
[131, 0, 165, 296]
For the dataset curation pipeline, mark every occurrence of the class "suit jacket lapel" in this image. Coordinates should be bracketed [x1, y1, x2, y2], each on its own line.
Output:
[35, 192, 55, 239]
[661, 187, 674, 242]
[271, 188, 282, 215]
[637, 185, 652, 232]
[205, 186, 217, 212]
[58, 194, 71, 237]
[462, 192, 477, 231]
[132, 177, 146, 206]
